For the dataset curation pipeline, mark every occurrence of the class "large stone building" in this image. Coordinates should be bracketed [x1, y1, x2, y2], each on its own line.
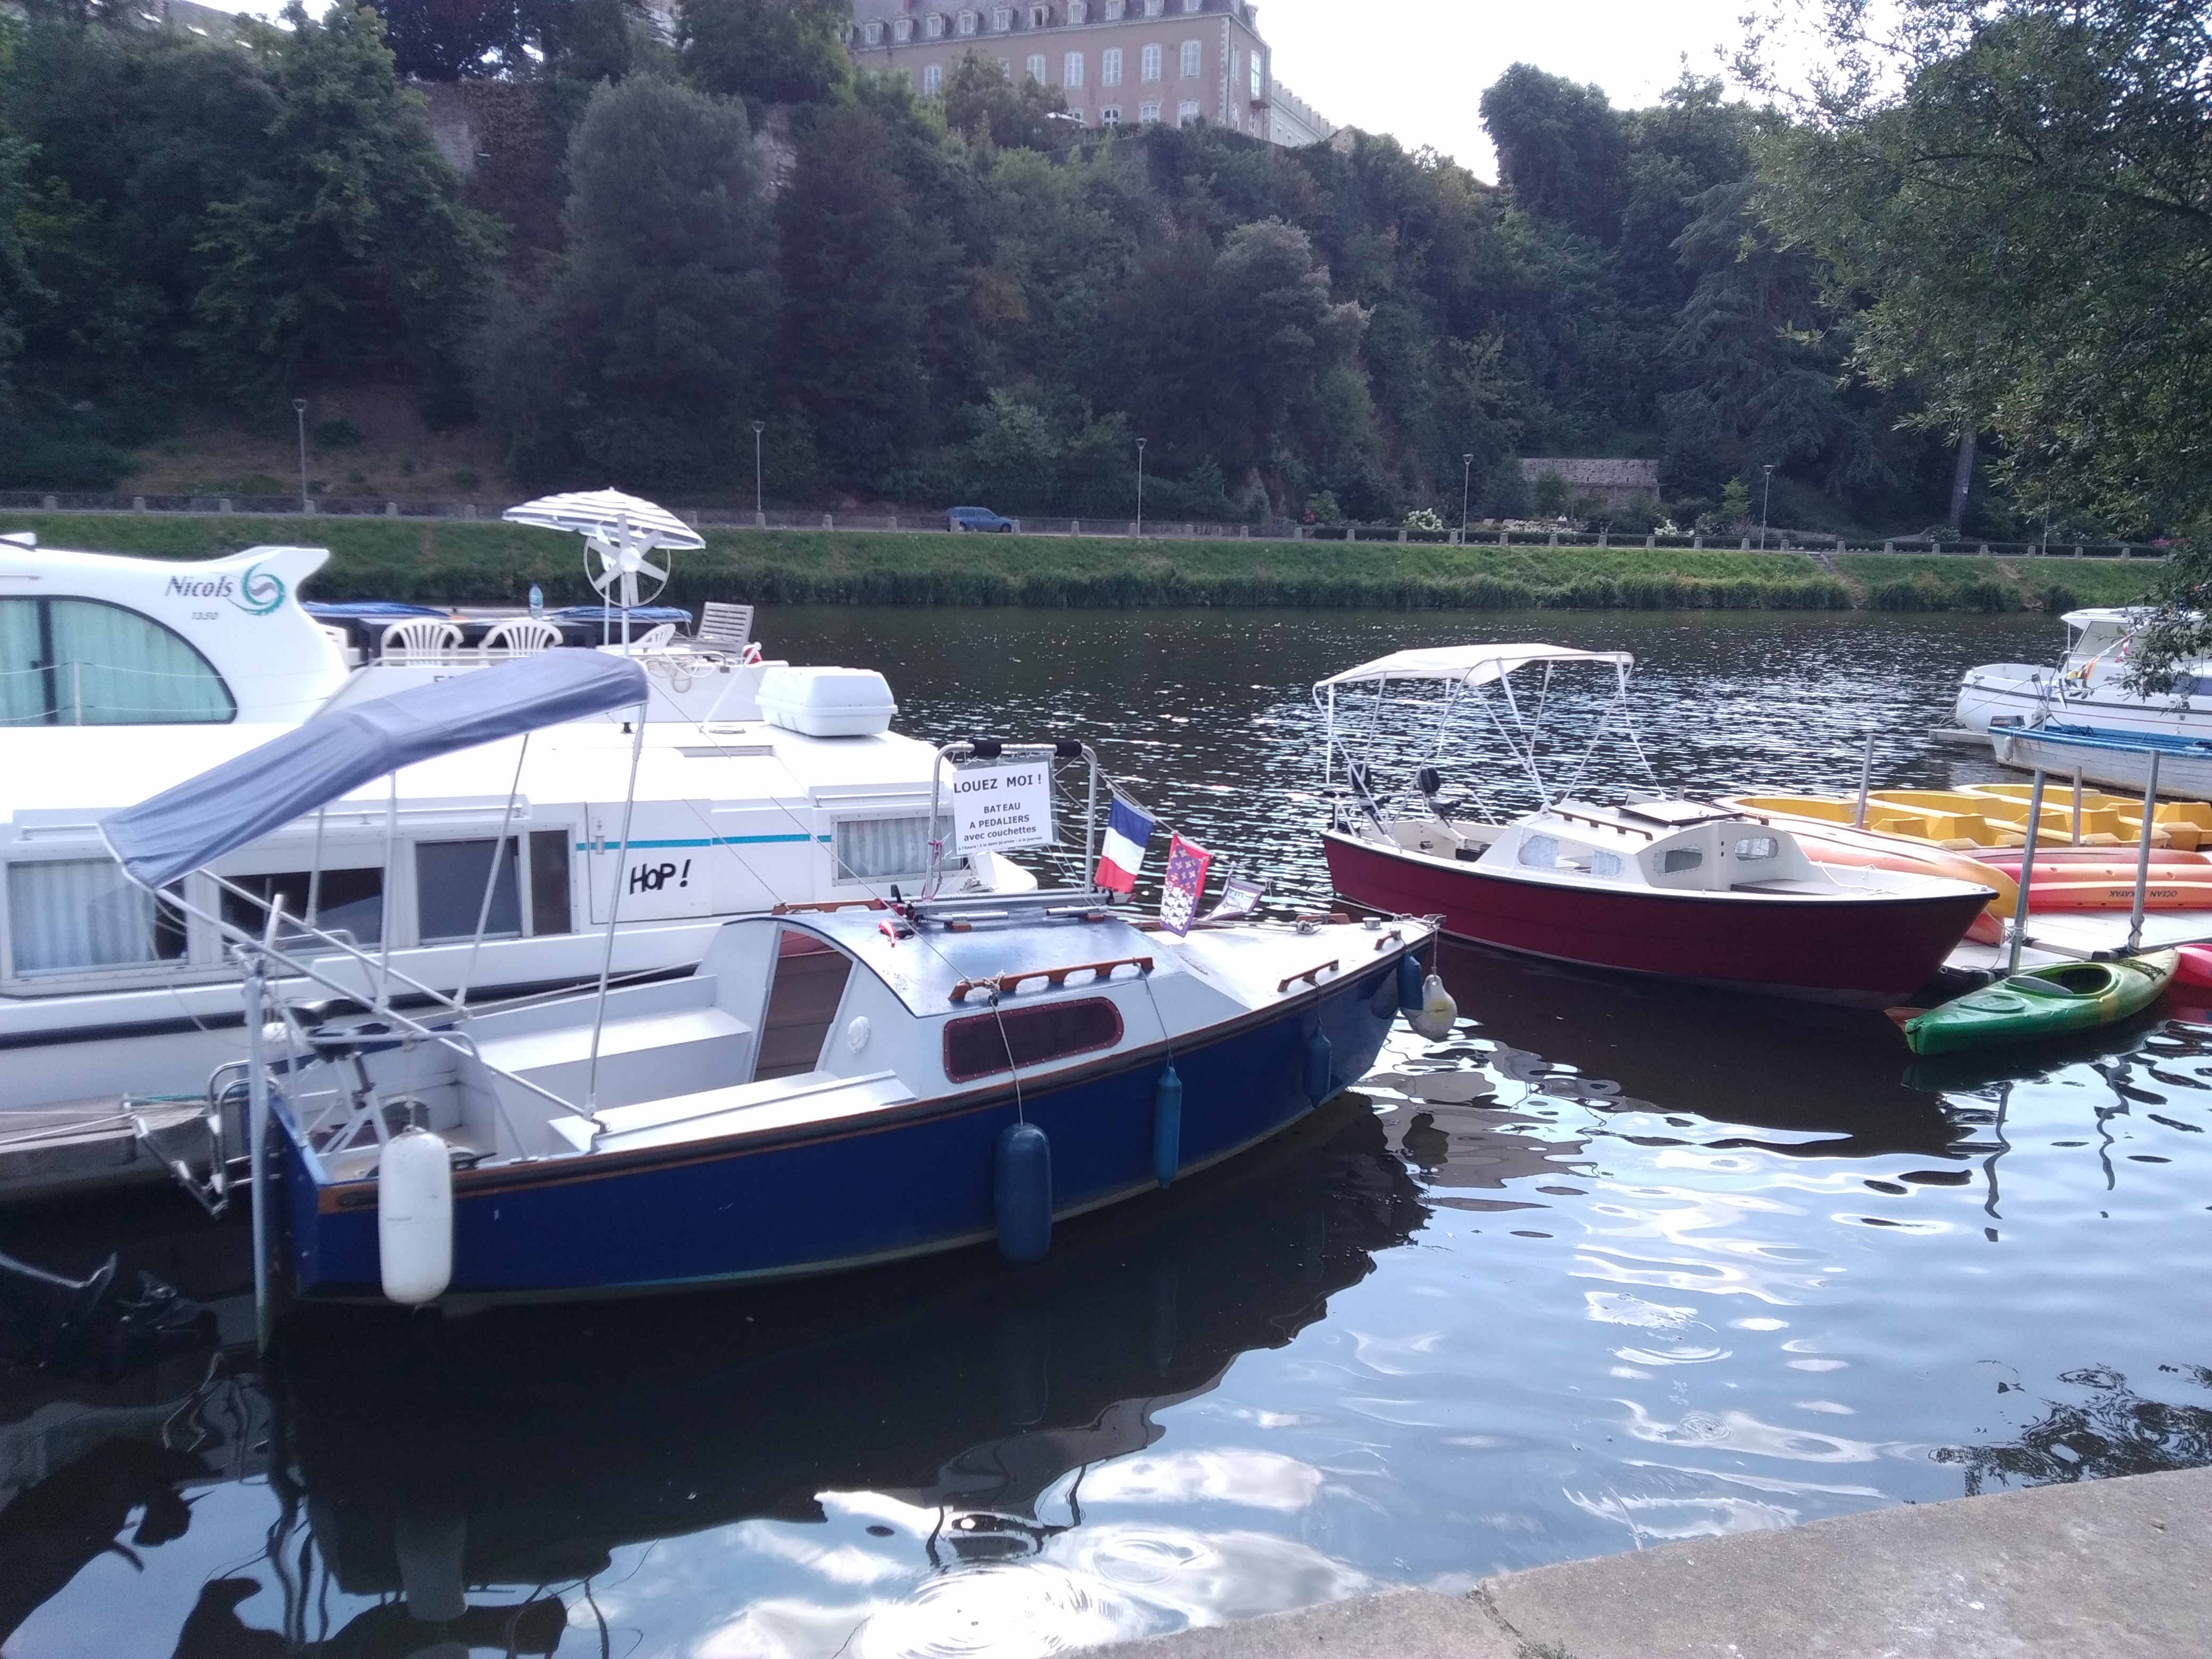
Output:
[847, 0, 1334, 146]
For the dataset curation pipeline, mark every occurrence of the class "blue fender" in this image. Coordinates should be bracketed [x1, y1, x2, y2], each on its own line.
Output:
[995, 1122, 1053, 1263]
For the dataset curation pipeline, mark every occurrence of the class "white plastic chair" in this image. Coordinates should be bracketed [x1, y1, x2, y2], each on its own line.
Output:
[477, 617, 566, 656]
[697, 603, 753, 649]
[379, 618, 463, 659]
[632, 622, 678, 648]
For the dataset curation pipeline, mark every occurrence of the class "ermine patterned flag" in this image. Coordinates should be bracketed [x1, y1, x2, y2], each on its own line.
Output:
[1159, 833, 1213, 936]
[1095, 792, 1155, 893]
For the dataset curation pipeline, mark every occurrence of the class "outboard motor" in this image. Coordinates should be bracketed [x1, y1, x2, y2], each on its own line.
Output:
[0, 1250, 216, 1383]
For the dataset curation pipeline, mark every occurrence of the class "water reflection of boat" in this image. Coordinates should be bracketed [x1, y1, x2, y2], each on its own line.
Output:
[1424, 941, 1968, 1159]
[269, 1098, 1423, 1611]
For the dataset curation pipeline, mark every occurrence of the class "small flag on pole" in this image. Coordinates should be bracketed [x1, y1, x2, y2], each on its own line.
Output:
[1159, 833, 1213, 936]
[1204, 874, 1264, 921]
[1095, 792, 1155, 893]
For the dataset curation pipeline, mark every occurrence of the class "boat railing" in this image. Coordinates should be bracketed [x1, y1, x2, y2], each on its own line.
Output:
[950, 956, 1155, 1003]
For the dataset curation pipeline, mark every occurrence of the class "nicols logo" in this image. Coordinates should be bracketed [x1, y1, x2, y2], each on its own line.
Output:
[164, 564, 287, 616]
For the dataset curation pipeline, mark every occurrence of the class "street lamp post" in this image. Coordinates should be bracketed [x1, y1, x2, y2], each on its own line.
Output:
[1759, 463, 1774, 550]
[750, 420, 766, 523]
[1135, 437, 1147, 538]
[291, 398, 309, 514]
[1460, 453, 1474, 543]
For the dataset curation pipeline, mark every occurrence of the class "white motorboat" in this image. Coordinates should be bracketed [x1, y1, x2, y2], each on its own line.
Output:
[1955, 607, 2211, 743]
[0, 507, 1033, 1193]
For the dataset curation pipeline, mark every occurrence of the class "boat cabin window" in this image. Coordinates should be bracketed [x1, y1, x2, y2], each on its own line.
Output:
[1517, 834, 1559, 869]
[5, 859, 186, 975]
[412, 833, 572, 943]
[755, 930, 855, 1080]
[0, 597, 234, 726]
[834, 815, 964, 884]
[1732, 837, 1779, 862]
[221, 868, 384, 945]
[943, 999, 1125, 1084]
[1661, 847, 1704, 874]
[1590, 850, 1624, 879]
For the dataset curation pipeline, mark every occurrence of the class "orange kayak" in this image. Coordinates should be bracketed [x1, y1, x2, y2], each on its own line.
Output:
[2028, 881, 2212, 912]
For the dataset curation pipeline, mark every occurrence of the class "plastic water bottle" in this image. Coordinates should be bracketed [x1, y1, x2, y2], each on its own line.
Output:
[527, 582, 544, 617]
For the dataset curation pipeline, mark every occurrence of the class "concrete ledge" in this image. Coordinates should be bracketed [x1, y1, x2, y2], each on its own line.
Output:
[1084, 1467, 2212, 1659]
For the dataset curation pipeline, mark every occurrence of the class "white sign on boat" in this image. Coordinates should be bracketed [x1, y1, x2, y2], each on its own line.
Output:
[949, 760, 1055, 851]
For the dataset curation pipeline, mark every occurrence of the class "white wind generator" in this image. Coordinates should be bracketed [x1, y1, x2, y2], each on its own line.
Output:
[502, 489, 706, 647]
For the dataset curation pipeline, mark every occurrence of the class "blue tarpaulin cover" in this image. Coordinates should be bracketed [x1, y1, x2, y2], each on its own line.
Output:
[101, 651, 649, 890]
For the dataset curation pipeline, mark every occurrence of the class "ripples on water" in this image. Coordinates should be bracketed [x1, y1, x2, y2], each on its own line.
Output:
[3, 610, 2209, 1658]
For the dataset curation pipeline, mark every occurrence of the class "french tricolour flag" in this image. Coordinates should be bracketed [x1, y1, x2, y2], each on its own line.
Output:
[1095, 792, 1156, 893]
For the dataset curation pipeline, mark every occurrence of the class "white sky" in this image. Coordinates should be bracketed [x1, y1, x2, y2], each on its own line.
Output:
[1256, 0, 1765, 180]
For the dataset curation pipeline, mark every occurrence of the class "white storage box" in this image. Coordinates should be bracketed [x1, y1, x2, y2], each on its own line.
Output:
[757, 666, 898, 738]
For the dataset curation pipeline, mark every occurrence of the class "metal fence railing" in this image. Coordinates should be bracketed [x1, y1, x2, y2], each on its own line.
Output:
[0, 491, 2168, 559]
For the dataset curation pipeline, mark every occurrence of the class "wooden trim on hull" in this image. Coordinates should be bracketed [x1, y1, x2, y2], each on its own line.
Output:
[1322, 831, 1980, 1006]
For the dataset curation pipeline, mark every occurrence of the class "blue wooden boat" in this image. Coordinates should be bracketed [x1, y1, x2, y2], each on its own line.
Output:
[97, 651, 1437, 1314]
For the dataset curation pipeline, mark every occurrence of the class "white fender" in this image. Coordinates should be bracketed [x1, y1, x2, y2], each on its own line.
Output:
[392, 1512, 468, 1624]
[1409, 973, 1459, 1041]
[379, 1128, 454, 1305]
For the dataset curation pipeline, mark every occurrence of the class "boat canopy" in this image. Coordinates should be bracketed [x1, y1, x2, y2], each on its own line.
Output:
[501, 489, 705, 551]
[1314, 644, 1633, 694]
[101, 651, 648, 890]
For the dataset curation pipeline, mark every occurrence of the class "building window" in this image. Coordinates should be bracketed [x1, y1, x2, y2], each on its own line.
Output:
[862, 19, 882, 44]
[894, 17, 912, 41]
[1026, 52, 1046, 79]
[1105, 0, 1124, 17]
[1139, 100, 1161, 121]
[1101, 104, 1121, 123]
[1251, 47, 1263, 98]
[1183, 0, 1200, 11]
[1069, 0, 1087, 20]
[1065, 49, 1084, 86]
[1140, 43, 1161, 80]
[993, 4, 1011, 30]
[1029, 4, 1048, 25]
[1179, 39, 1200, 77]
[1145, 0, 1163, 15]
[958, 9, 977, 35]
[924, 62, 944, 93]
[927, 12, 946, 37]
[1178, 98, 1200, 124]
[1102, 46, 1122, 83]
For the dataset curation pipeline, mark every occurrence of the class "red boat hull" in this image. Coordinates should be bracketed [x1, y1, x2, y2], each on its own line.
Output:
[1322, 831, 1986, 1005]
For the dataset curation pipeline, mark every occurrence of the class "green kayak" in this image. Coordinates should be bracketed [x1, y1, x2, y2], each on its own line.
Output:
[1901, 950, 2177, 1055]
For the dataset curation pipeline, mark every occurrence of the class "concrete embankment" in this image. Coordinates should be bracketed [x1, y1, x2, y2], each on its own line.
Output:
[1085, 1465, 2212, 1658]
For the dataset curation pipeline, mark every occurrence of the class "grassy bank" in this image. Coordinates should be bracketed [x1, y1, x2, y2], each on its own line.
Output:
[0, 513, 2165, 611]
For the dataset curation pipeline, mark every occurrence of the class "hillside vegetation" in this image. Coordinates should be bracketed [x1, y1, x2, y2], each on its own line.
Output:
[0, 513, 2163, 612]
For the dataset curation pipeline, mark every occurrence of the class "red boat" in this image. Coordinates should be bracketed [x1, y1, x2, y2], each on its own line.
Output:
[1313, 647, 1995, 1005]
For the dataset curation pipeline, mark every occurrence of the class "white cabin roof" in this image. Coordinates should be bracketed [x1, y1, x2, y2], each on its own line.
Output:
[1314, 643, 1633, 692]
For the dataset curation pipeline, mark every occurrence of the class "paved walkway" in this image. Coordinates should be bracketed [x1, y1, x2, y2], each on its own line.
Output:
[1084, 1465, 2212, 1658]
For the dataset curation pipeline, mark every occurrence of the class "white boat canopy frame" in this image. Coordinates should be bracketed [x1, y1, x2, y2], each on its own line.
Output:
[1312, 643, 1654, 816]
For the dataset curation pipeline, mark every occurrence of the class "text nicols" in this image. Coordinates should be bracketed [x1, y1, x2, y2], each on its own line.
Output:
[949, 763, 1055, 852]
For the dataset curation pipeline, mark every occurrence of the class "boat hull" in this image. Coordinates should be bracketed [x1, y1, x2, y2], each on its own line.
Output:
[1992, 728, 2212, 798]
[276, 961, 1407, 1301]
[1321, 831, 1984, 1006]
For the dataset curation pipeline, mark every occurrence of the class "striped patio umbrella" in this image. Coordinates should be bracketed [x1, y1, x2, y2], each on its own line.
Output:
[502, 490, 706, 611]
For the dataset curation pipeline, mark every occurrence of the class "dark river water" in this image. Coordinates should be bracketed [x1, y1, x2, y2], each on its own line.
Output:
[6, 608, 2211, 1658]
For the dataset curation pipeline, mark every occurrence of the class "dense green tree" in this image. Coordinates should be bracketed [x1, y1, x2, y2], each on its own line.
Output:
[1480, 64, 1624, 243]
[367, 0, 523, 79]
[476, 73, 778, 489]
[1759, 0, 2211, 540]
[677, 0, 851, 118]
[188, 5, 499, 416]
[942, 51, 1071, 152]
